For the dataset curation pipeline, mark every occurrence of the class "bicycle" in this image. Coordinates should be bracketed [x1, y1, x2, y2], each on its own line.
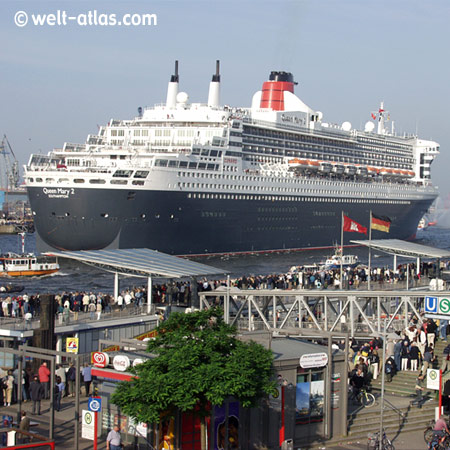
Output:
[424, 419, 436, 445]
[428, 429, 450, 450]
[367, 428, 395, 450]
[355, 386, 376, 408]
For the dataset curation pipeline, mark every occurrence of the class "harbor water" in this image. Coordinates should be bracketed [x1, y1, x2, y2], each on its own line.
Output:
[0, 227, 449, 294]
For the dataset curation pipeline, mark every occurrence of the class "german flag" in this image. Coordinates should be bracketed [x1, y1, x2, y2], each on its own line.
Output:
[371, 214, 391, 232]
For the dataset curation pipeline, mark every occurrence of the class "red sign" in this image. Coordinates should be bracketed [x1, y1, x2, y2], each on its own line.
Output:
[92, 352, 110, 368]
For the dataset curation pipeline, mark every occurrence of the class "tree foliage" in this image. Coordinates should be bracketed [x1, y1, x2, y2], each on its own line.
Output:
[111, 308, 275, 424]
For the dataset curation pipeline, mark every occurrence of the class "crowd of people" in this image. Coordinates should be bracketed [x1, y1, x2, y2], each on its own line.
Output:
[347, 316, 450, 409]
[0, 361, 93, 414]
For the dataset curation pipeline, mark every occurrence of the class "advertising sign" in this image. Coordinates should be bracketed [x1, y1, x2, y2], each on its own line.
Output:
[66, 337, 79, 354]
[113, 355, 131, 372]
[300, 352, 328, 368]
[92, 352, 110, 368]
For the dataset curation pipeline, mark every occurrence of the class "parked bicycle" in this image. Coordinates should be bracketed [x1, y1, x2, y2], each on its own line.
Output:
[367, 428, 395, 450]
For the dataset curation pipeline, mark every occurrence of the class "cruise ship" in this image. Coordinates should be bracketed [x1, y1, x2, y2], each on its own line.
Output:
[24, 61, 439, 255]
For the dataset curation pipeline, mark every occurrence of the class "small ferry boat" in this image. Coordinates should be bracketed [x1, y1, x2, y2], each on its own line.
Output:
[0, 233, 59, 277]
[323, 247, 359, 270]
[0, 253, 59, 277]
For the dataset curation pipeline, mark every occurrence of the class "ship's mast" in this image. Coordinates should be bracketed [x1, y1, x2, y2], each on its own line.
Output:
[372, 102, 390, 135]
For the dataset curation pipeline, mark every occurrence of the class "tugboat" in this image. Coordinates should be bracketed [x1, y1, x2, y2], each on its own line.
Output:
[0, 233, 59, 277]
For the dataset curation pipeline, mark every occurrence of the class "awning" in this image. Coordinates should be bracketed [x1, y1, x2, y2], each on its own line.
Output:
[45, 248, 228, 278]
[350, 239, 450, 259]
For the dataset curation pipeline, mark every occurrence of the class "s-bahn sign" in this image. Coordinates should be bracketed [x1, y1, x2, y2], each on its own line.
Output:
[425, 296, 450, 315]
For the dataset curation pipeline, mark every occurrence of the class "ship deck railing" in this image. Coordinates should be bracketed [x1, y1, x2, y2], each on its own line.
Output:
[0, 303, 154, 332]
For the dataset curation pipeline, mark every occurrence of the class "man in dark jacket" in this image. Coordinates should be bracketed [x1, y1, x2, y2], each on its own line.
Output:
[30, 376, 44, 415]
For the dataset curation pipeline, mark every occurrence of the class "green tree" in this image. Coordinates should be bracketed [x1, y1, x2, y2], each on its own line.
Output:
[112, 308, 275, 448]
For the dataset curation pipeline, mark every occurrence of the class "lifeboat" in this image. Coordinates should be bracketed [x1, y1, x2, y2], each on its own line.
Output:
[307, 160, 320, 169]
[344, 165, 357, 176]
[288, 158, 310, 170]
[367, 166, 379, 176]
[332, 164, 345, 175]
[319, 161, 332, 173]
[356, 166, 368, 177]
[407, 170, 415, 177]
[379, 168, 395, 176]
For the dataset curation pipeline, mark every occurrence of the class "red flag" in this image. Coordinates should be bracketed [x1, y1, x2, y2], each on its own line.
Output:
[371, 113, 376, 120]
[343, 215, 367, 234]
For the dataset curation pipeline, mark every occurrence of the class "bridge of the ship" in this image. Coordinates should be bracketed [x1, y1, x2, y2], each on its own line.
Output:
[45, 248, 228, 312]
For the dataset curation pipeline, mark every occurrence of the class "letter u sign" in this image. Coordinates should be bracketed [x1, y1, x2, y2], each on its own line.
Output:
[425, 296, 438, 313]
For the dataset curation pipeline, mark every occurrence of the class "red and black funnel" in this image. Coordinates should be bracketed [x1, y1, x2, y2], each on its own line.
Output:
[260, 71, 296, 111]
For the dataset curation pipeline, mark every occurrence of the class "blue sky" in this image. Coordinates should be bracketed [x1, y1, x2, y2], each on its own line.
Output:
[1, 0, 449, 201]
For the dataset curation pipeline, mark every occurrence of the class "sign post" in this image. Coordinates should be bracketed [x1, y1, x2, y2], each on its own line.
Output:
[88, 397, 102, 450]
[427, 368, 442, 419]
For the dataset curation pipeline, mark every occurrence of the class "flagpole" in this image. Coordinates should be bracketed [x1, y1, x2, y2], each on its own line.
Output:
[368, 210, 372, 291]
[340, 211, 344, 290]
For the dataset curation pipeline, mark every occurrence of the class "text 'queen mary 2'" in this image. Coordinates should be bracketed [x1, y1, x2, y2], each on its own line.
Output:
[25, 61, 439, 255]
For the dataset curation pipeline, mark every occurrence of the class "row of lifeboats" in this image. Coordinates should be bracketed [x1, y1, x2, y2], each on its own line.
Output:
[287, 158, 415, 178]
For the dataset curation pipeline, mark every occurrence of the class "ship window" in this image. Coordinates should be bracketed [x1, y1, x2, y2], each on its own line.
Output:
[28, 178, 34, 182]
[36, 178, 43, 182]
[45, 178, 54, 183]
[201, 149, 209, 156]
[74, 179, 85, 183]
[168, 160, 178, 168]
[58, 178, 69, 183]
[134, 171, 149, 178]
[192, 148, 201, 155]
[110, 155, 117, 160]
[113, 170, 133, 178]
[189, 162, 197, 169]
[89, 179, 106, 184]
[206, 164, 215, 170]
[179, 161, 188, 168]
[132, 180, 145, 186]
[155, 159, 168, 167]
[111, 180, 127, 185]
[210, 150, 218, 157]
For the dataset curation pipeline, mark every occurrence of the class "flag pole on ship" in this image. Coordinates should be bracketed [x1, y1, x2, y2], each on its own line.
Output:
[340, 211, 344, 290]
[368, 210, 373, 291]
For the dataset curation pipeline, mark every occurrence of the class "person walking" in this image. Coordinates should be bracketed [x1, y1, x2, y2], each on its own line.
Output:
[54, 376, 64, 412]
[82, 363, 92, 397]
[410, 374, 425, 408]
[66, 362, 76, 397]
[400, 341, 410, 371]
[38, 362, 50, 399]
[106, 425, 123, 450]
[19, 411, 30, 443]
[30, 376, 44, 415]
[442, 343, 450, 374]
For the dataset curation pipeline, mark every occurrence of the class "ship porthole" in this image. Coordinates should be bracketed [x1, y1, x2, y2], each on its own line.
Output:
[101, 213, 109, 218]
[65, 212, 70, 217]
[140, 214, 146, 219]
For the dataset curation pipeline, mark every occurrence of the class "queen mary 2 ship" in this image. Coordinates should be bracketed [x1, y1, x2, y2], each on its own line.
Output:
[24, 61, 439, 255]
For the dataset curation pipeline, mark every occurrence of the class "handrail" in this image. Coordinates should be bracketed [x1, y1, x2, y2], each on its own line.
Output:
[383, 397, 405, 419]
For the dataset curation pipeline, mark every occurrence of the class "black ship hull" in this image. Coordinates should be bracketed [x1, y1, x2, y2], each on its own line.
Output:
[27, 187, 435, 255]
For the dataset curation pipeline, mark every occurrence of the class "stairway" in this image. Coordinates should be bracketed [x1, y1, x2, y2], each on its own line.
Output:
[368, 338, 450, 397]
[308, 397, 437, 449]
